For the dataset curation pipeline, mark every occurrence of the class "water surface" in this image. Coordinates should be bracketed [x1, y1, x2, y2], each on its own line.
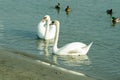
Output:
[0, 0, 120, 80]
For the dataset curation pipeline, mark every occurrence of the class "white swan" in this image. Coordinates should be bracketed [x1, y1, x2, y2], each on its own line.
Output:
[37, 15, 56, 40]
[50, 20, 93, 56]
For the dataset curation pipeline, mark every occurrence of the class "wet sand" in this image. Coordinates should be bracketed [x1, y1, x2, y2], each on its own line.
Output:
[0, 49, 96, 80]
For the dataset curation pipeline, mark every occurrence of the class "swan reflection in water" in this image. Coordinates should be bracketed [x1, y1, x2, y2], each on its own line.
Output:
[52, 55, 91, 66]
[36, 39, 53, 57]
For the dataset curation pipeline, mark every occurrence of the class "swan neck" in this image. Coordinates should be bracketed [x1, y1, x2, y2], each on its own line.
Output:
[45, 20, 51, 39]
[53, 22, 60, 53]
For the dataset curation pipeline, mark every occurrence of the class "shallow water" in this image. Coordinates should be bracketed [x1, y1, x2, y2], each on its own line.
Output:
[0, 0, 120, 80]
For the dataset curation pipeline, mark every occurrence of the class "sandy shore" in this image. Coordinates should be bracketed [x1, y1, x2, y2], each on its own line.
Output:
[0, 49, 96, 80]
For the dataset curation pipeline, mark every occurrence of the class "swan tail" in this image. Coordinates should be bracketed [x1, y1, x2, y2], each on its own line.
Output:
[82, 42, 93, 55]
[88, 42, 93, 49]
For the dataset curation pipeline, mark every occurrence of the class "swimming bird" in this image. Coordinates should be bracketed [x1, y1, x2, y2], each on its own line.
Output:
[106, 9, 113, 16]
[55, 3, 60, 10]
[65, 6, 71, 12]
[55, 3, 60, 14]
[37, 15, 56, 40]
[50, 20, 93, 56]
[112, 17, 120, 26]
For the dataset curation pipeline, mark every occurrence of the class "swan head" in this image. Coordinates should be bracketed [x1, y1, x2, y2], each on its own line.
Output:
[50, 20, 60, 27]
[42, 15, 51, 22]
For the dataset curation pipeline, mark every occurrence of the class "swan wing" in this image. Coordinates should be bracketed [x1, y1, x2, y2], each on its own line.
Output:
[57, 42, 87, 55]
[37, 21, 46, 38]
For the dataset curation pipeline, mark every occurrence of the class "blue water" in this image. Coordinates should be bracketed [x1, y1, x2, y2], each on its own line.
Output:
[0, 0, 120, 80]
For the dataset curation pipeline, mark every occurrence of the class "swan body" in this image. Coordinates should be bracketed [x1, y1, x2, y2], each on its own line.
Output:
[37, 15, 56, 40]
[55, 42, 93, 55]
[51, 20, 93, 56]
[38, 20, 46, 39]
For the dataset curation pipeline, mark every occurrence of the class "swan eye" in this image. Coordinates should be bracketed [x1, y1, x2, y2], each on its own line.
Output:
[51, 21, 55, 24]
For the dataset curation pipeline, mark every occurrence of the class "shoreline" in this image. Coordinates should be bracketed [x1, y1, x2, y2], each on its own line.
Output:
[0, 49, 97, 80]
